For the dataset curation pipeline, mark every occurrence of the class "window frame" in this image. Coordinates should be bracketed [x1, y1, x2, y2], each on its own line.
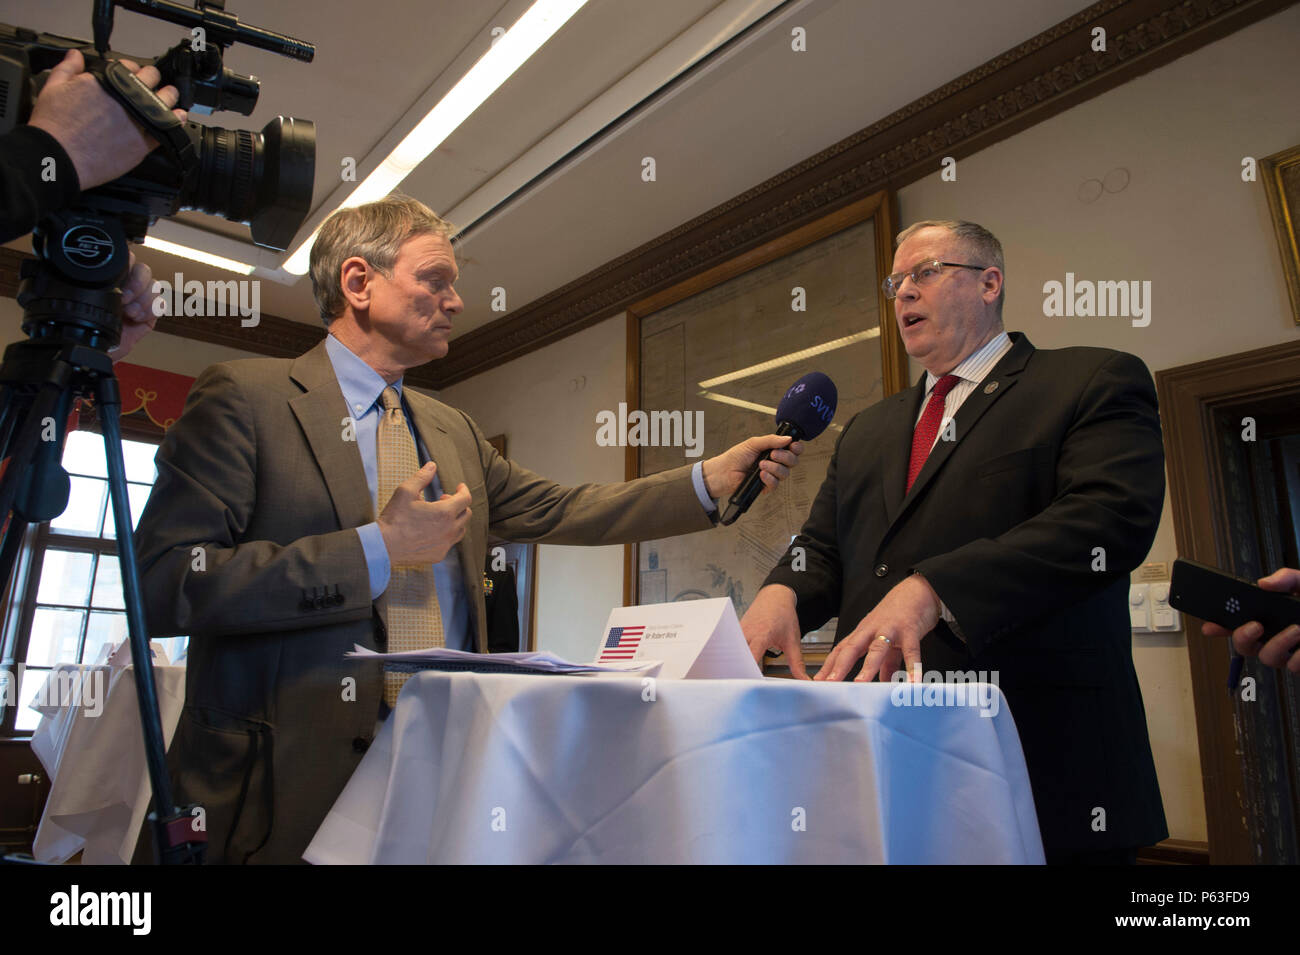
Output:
[0, 409, 165, 739]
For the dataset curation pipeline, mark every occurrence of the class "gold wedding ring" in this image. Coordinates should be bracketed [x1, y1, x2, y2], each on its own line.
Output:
[875, 634, 892, 646]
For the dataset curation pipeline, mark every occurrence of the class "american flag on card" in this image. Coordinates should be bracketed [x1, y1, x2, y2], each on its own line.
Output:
[599, 625, 645, 662]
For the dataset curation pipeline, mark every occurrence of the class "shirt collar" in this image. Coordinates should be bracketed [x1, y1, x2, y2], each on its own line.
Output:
[325, 333, 402, 417]
[925, 329, 1012, 393]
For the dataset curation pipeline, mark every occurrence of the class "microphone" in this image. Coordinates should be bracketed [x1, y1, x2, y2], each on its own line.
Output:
[719, 372, 837, 526]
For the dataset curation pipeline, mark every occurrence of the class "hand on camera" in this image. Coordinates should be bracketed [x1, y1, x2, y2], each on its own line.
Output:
[29, 49, 188, 191]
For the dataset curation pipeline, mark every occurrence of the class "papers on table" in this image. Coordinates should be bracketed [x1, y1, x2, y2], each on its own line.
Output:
[346, 645, 662, 678]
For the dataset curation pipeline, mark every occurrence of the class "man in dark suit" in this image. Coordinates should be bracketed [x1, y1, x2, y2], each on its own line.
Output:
[741, 219, 1167, 864]
[134, 195, 801, 864]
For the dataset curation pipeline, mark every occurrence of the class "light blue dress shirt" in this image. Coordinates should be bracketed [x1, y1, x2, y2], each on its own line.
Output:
[324, 334, 718, 651]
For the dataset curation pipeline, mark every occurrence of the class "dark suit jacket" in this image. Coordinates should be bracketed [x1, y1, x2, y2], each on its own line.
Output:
[134, 340, 715, 863]
[764, 332, 1168, 853]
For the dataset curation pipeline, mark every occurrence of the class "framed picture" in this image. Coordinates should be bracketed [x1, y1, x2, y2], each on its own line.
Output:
[622, 189, 906, 654]
[1261, 144, 1300, 325]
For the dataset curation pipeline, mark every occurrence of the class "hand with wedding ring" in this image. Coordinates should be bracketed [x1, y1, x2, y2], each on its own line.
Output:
[813, 573, 943, 682]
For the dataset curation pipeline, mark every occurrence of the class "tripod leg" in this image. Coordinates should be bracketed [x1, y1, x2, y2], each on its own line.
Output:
[0, 387, 71, 598]
[95, 374, 203, 864]
[0, 382, 66, 533]
[0, 391, 29, 590]
[0, 383, 17, 455]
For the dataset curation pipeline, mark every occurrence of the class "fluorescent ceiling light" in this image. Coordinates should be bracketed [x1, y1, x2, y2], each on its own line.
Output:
[697, 329, 879, 389]
[281, 0, 589, 276]
[142, 235, 256, 275]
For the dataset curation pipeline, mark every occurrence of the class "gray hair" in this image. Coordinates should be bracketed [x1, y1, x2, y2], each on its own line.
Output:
[309, 195, 456, 324]
[896, 219, 1005, 317]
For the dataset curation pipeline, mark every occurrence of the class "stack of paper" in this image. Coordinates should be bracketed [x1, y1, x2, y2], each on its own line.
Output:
[346, 645, 661, 677]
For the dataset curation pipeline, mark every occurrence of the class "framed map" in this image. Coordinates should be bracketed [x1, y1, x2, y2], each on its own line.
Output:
[623, 190, 907, 645]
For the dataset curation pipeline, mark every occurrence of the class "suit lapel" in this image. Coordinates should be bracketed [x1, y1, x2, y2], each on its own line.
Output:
[886, 333, 1035, 529]
[404, 392, 467, 497]
[288, 341, 373, 531]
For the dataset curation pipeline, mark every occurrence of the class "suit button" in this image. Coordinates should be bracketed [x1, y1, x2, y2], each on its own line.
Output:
[352, 737, 370, 753]
[874, 564, 889, 578]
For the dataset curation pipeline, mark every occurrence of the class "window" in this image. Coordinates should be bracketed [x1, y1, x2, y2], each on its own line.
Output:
[0, 428, 187, 736]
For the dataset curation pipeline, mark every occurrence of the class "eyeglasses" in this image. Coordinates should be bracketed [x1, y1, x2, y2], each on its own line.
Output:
[882, 260, 988, 299]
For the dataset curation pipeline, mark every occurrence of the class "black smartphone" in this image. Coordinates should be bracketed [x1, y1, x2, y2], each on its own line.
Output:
[1170, 558, 1300, 635]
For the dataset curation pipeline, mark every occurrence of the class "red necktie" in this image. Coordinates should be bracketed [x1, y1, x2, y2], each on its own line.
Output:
[906, 374, 960, 493]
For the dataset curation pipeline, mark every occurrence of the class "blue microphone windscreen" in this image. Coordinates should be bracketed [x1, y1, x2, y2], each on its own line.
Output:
[776, 372, 837, 439]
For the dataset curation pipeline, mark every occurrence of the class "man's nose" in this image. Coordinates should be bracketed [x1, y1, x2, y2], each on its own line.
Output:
[445, 287, 464, 315]
[896, 275, 920, 301]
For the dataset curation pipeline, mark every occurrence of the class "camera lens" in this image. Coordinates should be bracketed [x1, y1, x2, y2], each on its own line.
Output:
[184, 117, 315, 251]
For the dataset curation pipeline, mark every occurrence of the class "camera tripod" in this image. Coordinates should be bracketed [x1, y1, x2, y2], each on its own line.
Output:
[0, 208, 205, 865]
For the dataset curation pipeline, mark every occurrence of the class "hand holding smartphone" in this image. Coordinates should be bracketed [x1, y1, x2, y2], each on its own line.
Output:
[1170, 560, 1300, 680]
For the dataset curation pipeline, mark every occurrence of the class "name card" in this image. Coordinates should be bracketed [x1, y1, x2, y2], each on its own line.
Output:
[594, 598, 761, 680]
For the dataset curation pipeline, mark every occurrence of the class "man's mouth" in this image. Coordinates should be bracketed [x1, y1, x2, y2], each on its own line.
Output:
[902, 313, 925, 328]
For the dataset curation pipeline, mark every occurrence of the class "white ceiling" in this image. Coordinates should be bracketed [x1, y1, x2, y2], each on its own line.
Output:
[3, 0, 1094, 341]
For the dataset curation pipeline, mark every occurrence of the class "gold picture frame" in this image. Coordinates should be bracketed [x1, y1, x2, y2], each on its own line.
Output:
[1261, 144, 1300, 325]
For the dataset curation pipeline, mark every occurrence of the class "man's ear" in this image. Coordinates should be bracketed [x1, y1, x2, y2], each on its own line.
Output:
[339, 257, 373, 312]
[980, 266, 1004, 305]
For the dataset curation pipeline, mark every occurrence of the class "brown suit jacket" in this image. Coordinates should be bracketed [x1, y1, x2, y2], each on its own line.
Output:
[134, 340, 714, 863]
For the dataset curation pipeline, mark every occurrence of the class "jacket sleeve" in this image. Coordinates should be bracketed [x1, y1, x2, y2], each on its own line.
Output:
[134, 364, 373, 638]
[0, 127, 81, 242]
[912, 351, 1165, 655]
[760, 415, 855, 635]
[459, 412, 717, 546]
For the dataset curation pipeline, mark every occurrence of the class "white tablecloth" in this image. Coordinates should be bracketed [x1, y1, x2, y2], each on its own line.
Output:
[30, 663, 186, 865]
[306, 673, 1044, 864]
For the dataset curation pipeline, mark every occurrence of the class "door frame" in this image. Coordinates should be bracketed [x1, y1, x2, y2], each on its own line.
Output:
[1156, 338, 1300, 863]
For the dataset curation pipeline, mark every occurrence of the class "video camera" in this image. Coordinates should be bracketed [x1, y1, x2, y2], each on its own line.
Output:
[0, 0, 316, 252]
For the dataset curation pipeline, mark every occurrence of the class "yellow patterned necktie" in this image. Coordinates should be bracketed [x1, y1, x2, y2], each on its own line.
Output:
[376, 386, 444, 707]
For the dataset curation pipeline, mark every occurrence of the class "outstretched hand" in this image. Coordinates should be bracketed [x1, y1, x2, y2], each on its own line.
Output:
[701, 433, 804, 501]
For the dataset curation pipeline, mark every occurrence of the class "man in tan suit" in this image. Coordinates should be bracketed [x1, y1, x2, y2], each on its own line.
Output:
[134, 196, 801, 864]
